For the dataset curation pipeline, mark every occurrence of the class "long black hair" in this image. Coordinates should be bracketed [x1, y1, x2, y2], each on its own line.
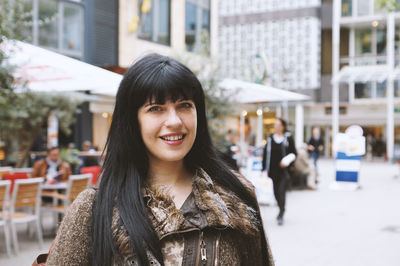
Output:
[92, 54, 270, 266]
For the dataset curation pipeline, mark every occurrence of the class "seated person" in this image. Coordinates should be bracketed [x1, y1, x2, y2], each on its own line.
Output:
[79, 140, 99, 169]
[32, 146, 71, 183]
[293, 143, 316, 190]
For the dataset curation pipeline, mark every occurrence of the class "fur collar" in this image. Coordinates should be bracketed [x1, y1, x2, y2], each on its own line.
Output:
[112, 168, 260, 255]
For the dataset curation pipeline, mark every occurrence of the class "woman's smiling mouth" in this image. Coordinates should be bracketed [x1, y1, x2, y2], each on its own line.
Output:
[159, 134, 186, 145]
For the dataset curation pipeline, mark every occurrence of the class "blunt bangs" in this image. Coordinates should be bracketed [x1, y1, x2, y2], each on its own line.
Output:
[128, 54, 202, 109]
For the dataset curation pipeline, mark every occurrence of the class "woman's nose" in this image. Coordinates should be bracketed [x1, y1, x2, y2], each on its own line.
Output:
[164, 108, 182, 128]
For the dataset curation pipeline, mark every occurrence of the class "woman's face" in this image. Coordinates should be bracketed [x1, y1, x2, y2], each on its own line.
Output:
[274, 119, 284, 134]
[138, 98, 197, 164]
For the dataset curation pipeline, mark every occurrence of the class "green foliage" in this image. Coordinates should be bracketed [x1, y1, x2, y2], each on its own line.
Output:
[0, 0, 81, 166]
[375, 0, 400, 12]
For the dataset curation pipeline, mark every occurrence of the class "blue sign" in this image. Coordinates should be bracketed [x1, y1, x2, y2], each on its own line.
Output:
[335, 152, 361, 183]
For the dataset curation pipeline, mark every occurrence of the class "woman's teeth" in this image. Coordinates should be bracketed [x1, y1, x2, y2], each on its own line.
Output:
[161, 135, 184, 141]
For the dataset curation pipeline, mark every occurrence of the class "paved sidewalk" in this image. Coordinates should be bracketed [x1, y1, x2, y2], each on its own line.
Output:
[0, 159, 399, 265]
[260, 159, 400, 266]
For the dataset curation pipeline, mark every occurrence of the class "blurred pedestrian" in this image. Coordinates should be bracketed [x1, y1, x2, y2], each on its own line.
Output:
[220, 129, 239, 170]
[308, 127, 323, 179]
[43, 54, 274, 265]
[32, 146, 71, 183]
[262, 118, 297, 225]
[294, 143, 316, 190]
[77, 140, 99, 173]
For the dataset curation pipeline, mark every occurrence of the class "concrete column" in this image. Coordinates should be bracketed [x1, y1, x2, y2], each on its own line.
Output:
[256, 106, 264, 147]
[240, 110, 246, 165]
[387, 13, 395, 161]
[276, 105, 282, 118]
[305, 125, 312, 143]
[332, 0, 341, 148]
[171, 0, 185, 51]
[283, 101, 289, 121]
[295, 103, 304, 146]
[325, 125, 331, 157]
[210, 0, 219, 57]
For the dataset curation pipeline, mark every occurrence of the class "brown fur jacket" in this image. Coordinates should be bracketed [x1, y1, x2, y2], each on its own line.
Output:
[46, 169, 274, 265]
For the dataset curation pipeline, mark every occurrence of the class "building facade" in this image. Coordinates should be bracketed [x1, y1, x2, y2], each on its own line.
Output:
[217, 0, 323, 150]
[22, 0, 119, 151]
[330, 0, 400, 160]
[217, 0, 400, 159]
[118, 0, 216, 68]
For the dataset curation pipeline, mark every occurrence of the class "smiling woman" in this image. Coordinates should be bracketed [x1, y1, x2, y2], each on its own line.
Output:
[42, 54, 275, 266]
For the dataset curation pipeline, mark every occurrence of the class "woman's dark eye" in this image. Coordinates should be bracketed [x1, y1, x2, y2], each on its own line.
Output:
[149, 106, 161, 112]
[179, 102, 193, 109]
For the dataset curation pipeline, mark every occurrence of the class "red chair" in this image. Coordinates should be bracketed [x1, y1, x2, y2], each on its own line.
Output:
[80, 166, 101, 186]
[2, 173, 30, 194]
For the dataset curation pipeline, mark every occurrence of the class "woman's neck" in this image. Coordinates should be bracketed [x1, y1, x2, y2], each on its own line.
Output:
[147, 157, 193, 209]
[274, 132, 284, 137]
[147, 158, 191, 188]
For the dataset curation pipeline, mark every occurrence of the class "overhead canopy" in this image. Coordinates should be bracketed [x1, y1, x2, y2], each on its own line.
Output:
[218, 78, 310, 104]
[333, 65, 391, 83]
[1, 40, 122, 96]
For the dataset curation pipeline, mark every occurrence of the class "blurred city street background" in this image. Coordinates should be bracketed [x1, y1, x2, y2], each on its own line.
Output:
[1, 0, 400, 265]
[0, 159, 399, 266]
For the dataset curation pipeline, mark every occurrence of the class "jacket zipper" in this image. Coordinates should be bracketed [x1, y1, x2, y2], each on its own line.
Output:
[214, 231, 221, 265]
[199, 231, 207, 265]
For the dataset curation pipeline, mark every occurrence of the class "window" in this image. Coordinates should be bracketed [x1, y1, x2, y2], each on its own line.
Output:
[38, 0, 58, 48]
[376, 81, 386, 98]
[357, 0, 369, 16]
[395, 81, 400, 97]
[341, 0, 352, 16]
[62, 3, 84, 53]
[22, 0, 84, 59]
[185, 0, 210, 52]
[355, 28, 372, 56]
[355, 82, 372, 99]
[138, 0, 171, 45]
[376, 26, 386, 56]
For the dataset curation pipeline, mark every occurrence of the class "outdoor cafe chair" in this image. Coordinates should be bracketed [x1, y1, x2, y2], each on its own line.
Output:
[0, 167, 13, 179]
[80, 166, 101, 186]
[9, 177, 44, 253]
[0, 180, 12, 256]
[41, 173, 91, 216]
[12, 168, 33, 175]
[3, 172, 30, 194]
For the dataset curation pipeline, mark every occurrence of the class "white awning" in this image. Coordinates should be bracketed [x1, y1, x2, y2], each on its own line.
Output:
[1, 40, 122, 96]
[218, 78, 310, 104]
[333, 65, 390, 83]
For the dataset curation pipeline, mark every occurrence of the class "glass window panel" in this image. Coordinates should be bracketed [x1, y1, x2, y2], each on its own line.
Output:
[157, 0, 170, 44]
[185, 2, 197, 51]
[376, 26, 387, 56]
[396, 24, 400, 66]
[395, 81, 400, 97]
[63, 4, 83, 52]
[138, 0, 154, 41]
[185, 0, 210, 52]
[355, 28, 372, 56]
[355, 82, 372, 99]
[376, 81, 386, 98]
[357, 0, 369, 16]
[341, 0, 352, 16]
[38, 0, 58, 48]
[138, 0, 170, 45]
[202, 8, 209, 30]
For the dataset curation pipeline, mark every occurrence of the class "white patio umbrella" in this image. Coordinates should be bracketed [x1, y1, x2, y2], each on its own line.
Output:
[1, 40, 122, 96]
[219, 78, 310, 166]
[218, 78, 310, 103]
